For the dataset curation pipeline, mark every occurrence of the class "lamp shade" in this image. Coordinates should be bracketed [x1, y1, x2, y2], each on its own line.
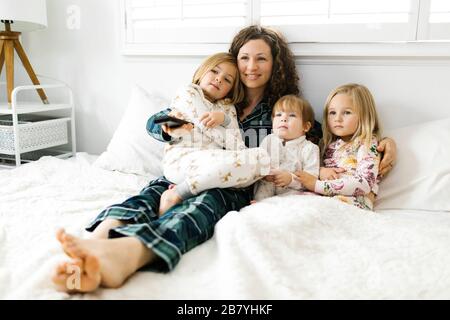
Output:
[0, 0, 47, 32]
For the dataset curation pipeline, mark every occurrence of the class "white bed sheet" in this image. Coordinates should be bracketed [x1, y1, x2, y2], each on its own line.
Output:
[1, 154, 449, 299]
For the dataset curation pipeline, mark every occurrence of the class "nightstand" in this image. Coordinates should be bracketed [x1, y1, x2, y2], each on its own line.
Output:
[0, 82, 76, 168]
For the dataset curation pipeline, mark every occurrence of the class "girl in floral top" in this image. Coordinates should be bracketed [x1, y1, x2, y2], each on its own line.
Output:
[296, 83, 381, 210]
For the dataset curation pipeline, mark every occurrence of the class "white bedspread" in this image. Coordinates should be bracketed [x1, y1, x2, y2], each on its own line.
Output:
[1, 154, 450, 299]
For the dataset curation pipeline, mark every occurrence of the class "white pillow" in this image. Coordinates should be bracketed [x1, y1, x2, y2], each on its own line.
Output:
[93, 85, 168, 178]
[376, 117, 450, 211]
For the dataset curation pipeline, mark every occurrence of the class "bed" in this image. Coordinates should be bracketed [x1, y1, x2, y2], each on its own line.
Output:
[1, 86, 449, 300]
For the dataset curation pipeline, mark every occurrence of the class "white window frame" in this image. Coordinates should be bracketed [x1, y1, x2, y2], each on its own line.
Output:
[417, 0, 450, 40]
[120, 0, 450, 57]
[120, 0, 248, 55]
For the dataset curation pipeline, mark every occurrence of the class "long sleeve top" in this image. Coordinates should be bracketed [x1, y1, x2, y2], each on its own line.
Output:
[315, 138, 380, 197]
[261, 134, 320, 191]
[166, 84, 246, 152]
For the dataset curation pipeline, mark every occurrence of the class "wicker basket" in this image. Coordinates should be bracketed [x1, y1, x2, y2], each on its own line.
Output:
[0, 115, 69, 155]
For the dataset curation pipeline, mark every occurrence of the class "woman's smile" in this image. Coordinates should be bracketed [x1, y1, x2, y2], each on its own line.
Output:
[245, 73, 261, 80]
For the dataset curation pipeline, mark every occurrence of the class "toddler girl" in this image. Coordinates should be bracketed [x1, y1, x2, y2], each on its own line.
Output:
[160, 52, 270, 214]
[296, 83, 381, 210]
[254, 95, 320, 200]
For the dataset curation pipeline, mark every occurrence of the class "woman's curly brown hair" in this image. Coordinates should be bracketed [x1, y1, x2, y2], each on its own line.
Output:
[229, 25, 300, 114]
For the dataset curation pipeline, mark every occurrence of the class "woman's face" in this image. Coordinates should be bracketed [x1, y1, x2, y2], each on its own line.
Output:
[237, 39, 273, 91]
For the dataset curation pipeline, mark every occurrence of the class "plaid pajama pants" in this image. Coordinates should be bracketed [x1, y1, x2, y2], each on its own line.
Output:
[85, 176, 252, 272]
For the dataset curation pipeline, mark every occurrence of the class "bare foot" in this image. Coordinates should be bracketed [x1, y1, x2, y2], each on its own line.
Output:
[159, 188, 182, 216]
[52, 255, 101, 293]
[52, 229, 139, 293]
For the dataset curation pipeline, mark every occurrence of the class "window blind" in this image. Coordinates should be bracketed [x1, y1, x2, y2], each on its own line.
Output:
[259, 0, 418, 42]
[121, 0, 450, 55]
[126, 0, 248, 44]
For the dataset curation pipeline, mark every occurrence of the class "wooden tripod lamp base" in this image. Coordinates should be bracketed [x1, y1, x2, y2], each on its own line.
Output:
[0, 21, 48, 106]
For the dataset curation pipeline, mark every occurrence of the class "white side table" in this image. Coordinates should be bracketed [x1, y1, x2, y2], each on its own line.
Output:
[0, 82, 76, 168]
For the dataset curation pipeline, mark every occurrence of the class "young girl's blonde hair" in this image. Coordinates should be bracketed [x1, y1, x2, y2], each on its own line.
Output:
[192, 52, 244, 105]
[272, 95, 315, 132]
[322, 83, 381, 149]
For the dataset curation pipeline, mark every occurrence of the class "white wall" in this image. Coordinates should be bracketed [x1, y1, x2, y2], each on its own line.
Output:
[21, 0, 202, 154]
[20, 0, 450, 154]
[299, 61, 450, 131]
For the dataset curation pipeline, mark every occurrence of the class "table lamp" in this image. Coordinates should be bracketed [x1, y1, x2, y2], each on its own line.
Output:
[0, 0, 49, 105]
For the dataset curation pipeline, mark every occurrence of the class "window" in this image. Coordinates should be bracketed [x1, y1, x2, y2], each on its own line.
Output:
[124, 0, 248, 44]
[121, 0, 450, 55]
[260, 0, 417, 41]
[420, 0, 450, 40]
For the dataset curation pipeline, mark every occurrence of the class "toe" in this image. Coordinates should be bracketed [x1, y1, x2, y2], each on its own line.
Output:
[52, 261, 73, 289]
[55, 261, 69, 275]
[61, 241, 75, 258]
[52, 273, 67, 288]
[64, 241, 86, 260]
[63, 232, 77, 244]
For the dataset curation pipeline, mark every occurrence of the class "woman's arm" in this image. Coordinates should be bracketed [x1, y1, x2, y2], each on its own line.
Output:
[377, 137, 397, 177]
[314, 142, 380, 197]
[146, 109, 173, 142]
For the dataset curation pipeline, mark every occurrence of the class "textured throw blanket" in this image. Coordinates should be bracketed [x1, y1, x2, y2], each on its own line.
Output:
[1, 154, 449, 299]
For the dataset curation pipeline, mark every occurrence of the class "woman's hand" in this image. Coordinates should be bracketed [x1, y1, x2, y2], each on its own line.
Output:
[295, 171, 318, 192]
[319, 167, 345, 180]
[377, 137, 397, 177]
[200, 111, 225, 128]
[161, 111, 194, 138]
[273, 170, 292, 187]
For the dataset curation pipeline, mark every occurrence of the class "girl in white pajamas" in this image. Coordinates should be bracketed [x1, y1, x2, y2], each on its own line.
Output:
[254, 95, 320, 201]
[159, 52, 270, 214]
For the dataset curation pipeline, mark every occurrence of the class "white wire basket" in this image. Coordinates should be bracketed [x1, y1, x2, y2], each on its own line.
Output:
[0, 115, 69, 155]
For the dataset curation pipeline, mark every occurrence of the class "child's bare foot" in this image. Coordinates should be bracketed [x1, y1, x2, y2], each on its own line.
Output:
[159, 188, 182, 215]
[52, 229, 136, 293]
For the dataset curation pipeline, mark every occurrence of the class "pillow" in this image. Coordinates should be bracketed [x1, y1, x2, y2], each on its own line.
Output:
[375, 117, 450, 211]
[93, 85, 168, 178]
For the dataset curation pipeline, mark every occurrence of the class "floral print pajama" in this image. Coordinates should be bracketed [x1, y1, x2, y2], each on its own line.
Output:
[314, 138, 380, 210]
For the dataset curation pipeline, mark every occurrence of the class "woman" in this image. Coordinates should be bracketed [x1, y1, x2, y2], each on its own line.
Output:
[52, 25, 396, 293]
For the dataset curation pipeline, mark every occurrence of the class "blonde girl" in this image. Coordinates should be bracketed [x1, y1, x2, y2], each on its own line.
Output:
[296, 83, 381, 210]
[159, 52, 270, 214]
